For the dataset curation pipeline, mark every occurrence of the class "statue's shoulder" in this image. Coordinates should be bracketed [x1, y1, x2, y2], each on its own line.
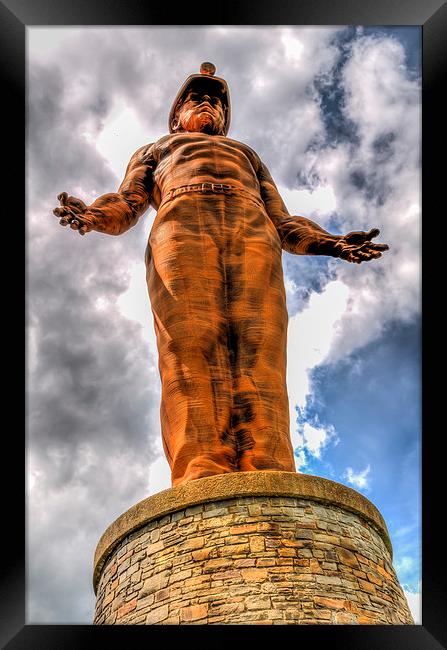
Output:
[127, 142, 156, 166]
[131, 136, 171, 164]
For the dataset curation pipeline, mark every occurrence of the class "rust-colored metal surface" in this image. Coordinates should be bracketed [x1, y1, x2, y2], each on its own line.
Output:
[53, 64, 388, 486]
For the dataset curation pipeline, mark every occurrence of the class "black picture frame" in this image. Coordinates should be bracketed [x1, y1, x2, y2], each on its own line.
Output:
[11, 0, 445, 647]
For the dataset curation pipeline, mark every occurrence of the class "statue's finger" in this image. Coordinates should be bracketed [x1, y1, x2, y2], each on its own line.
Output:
[354, 242, 388, 254]
[53, 207, 68, 218]
[366, 228, 380, 240]
[57, 192, 68, 205]
[59, 218, 69, 226]
[67, 207, 80, 218]
[359, 250, 382, 262]
[68, 196, 87, 211]
[70, 219, 80, 230]
[363, 248, 381, 256]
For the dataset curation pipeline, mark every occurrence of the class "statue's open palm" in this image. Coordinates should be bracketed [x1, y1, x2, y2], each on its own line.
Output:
[334, 228, 389, 264]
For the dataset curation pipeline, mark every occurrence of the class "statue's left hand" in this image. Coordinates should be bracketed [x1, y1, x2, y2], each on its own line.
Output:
[334, 228, 389, 264]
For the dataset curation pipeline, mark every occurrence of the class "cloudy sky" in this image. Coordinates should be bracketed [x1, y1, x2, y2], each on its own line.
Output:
[26, 25, 421, 624]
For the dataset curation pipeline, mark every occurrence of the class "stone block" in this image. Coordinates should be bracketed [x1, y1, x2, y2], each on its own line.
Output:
[145, 604, 169, 624]
[169, 569, 192, 584]
[230, 523, 259, 535]
[116, 598, 137, 620]
[210, 602, 245, 616]
[140, 570, 170, 597]
[366, 571, 383, 586]
[180, 604, 208, 622]
[204, 558, 232, 572]
[314, 596, 345, 609]
[358, 578, 376, 594]
[246, 595, 271, 610]
[241, 567, 268, 582]
[316, 575, 342, 586]
[338, 547, 360, 568]
[234, 558, 256, 567]
[218, 543, 250, 556]
[249, 536, 266, 553]
[191, 547, 214, 561]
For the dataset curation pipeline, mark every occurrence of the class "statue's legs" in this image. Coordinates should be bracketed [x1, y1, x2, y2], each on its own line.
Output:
[225, 196, 295, 474]
[146, 193, 238, 485]
[146, 192, 296, 486]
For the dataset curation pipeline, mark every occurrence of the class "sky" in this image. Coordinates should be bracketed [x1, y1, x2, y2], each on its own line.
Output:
[26, 25, 421, 624]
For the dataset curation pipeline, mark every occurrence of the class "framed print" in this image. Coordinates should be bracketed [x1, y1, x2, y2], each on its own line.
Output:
[9, 0, 446, 647]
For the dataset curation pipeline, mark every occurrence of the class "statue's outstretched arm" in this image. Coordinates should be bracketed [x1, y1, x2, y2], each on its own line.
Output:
[53, 144, 156, 236]
[257, 161, 388, 264]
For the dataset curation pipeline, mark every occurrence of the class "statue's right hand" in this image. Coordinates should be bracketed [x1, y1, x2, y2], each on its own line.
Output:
[53, 192, 96, 236]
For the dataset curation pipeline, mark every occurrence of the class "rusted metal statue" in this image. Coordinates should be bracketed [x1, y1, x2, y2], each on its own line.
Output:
[53, 63, 389, 486]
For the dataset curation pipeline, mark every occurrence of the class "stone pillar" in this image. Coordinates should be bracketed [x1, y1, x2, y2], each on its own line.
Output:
[93, 471, 413, 625]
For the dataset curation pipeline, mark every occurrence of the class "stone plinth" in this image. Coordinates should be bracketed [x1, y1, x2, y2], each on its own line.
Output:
[93, 471, 413, 625]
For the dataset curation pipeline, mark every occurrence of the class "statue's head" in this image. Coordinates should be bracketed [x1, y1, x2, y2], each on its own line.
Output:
[169, 62, 231, 136]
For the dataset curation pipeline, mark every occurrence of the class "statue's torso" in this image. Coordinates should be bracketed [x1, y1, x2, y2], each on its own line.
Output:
[148, 133, 262, 209]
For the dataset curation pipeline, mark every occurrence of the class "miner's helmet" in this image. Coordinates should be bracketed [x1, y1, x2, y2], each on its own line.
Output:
[168, 62, 231, 135]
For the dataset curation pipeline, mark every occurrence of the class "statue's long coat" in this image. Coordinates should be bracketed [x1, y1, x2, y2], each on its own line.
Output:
[141, 133, 298, 485]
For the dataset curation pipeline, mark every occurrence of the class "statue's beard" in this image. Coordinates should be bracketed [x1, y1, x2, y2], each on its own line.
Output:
[179, 108, 223, 135]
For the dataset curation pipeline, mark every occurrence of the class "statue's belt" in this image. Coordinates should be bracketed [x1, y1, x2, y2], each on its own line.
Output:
[159, 182, 261, 209]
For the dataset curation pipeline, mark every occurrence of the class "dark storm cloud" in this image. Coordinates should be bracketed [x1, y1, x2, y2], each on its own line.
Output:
[312, 27, 361, 149]
[28, 26, 342, 201]
[27, 222, 161, 469]
[27, 62, 117, 201]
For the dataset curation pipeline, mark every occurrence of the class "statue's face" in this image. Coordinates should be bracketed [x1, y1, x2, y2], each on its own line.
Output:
[175, 90, 225, 135]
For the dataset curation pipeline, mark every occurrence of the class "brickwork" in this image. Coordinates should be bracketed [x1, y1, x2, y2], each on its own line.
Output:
[93, 486, 413, 625]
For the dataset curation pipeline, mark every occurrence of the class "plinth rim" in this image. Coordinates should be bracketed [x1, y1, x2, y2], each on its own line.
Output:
[93, 470, 391, 593]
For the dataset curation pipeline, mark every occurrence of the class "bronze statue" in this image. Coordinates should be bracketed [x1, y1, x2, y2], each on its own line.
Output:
[53, 63, 389, 487]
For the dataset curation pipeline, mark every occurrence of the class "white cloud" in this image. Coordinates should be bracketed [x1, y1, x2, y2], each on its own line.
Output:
[147, 437, 172, 496]
[310, 34, 421, 362]
[287, 279, 349, 447]
[404, 589, 422, 625]
[116, 259, 159, 363]
[281, 29, 304, 65]
[296, 421, 338, 462]
[94, 98, 162, 180]
[279, 183, 337, 220]
[342, 36, 420, 147]
[343, 464, 371, 490]
[294, 449, 307, 471]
